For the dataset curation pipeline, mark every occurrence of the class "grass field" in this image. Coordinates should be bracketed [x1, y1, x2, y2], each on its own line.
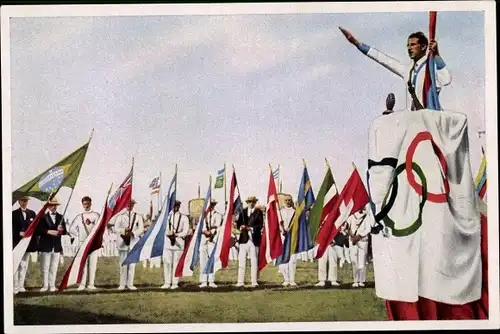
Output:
[14, 255, 387, 324]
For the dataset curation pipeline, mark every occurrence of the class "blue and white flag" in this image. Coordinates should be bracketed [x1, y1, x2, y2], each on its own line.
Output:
[175, 177, 211, 277]
[122, 171, 177, 265]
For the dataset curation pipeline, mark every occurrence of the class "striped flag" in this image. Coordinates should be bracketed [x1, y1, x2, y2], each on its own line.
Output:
[59, 164, 133, 290]
[475, 153, 487, 200]
[258, 166, 284, 271]
[175, 177, 211, 277]
[149, 176, 160, 195]
[423, 11, 441, 110]
[204, 167, 241, 274]
[122, 170, 177, 265]
[13, 198, 52, 274]
[214, 167, 225, 189]
[272, 166, 280, 180]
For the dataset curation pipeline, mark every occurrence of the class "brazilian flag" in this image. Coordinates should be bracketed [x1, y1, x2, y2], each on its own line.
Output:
[12, 142, 90, 204]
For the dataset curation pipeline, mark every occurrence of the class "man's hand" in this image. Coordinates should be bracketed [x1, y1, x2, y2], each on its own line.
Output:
[339, 26, 360, 47]
[85, 218, 92, 225]
[47, 230, 59, 236]
[167, 231, 174, 236]
[429, 39, 439, 56]
[20, 231, 25, 237]
[203, 230, 211, 237]
[240, 225, 247, 231]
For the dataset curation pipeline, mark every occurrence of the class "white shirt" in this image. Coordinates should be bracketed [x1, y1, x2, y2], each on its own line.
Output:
[111, 211, 144, 251]
[347, 211, 371, 244]
[69, 210, 101, 244]
[202, 210, 223, 245]
[165, 211, 190, 251]
[363, 47, 451, 109]
[280, 207, 295, 230]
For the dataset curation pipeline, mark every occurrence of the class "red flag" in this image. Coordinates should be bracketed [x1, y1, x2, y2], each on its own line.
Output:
[315, 168, 369, 259]
[422, 11, 438, 109]
[13, 200, 51, 272]
[258, 168, 283, 271]
[59, 165, 133, 291]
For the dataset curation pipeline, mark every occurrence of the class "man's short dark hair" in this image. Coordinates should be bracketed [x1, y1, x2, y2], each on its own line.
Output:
[408, 31, 429, 47]
[82, 196, 92, 203]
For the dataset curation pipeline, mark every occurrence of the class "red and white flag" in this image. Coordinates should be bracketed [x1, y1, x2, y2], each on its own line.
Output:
[59, 165, 133, 291]
[315, 167, 369, 259]
[258, 167, 284, 271]
[13, 200, 51, 273]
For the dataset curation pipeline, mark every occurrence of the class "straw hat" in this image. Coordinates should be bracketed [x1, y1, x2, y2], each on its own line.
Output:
[48, 198, 60, 206]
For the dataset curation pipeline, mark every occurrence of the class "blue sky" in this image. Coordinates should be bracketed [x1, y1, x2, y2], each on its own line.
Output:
[8, 10, 486, 218]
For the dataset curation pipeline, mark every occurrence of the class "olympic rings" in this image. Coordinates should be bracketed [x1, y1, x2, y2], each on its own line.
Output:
[406, 131, 449, 203]
[382, 162, 428, 237]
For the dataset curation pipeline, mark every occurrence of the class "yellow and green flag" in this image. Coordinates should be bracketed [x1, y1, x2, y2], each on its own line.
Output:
[308, 162, 335, 240]
[12, 142, 90, 204]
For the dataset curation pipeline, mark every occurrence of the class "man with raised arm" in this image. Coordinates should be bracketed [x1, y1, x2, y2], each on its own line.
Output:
[339, 27, 451, 110]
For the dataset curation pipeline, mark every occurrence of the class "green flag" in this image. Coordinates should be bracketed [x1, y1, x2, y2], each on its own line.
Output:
[308, 166, 335, 239]
[12, 142, 90, 204]
[214, 166, 225, 189]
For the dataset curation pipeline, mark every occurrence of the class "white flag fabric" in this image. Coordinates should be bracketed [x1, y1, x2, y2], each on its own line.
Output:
[367, 109, 481, 305]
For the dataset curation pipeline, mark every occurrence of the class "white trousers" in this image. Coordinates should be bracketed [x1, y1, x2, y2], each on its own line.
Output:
[237, 241, 258, 284]
[278, 253, 297, 283]
[163, 249, 182, 286]
[199, 242, 216, 283]
[318, 245, 345, 282]
[81, 249, 99, 287]
[229, 246, 238, 261]
[40, 251, 61, 289]
[30, 252, 38, 263]
[118, 251, 136, 288]
[150, 256, 161, 268]
[350, 242, 368, 283]
[14, 252, 30, 290]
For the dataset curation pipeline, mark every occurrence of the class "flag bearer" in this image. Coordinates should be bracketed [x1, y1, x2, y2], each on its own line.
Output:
[162, 200, 189, 290]
[279, 197, 298, 287]
[113, 199, 144, 290]
[199, 199, 223, 288]
[12, 196, 37, 294]
[37, 198, 67, 292]
[69, 196, 101, 291]
[347, 207, 372, 288]
[235, 196, 264, 287]
[339, 27, 451, 110]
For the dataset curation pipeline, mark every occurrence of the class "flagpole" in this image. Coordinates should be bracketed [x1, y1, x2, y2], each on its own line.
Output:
[198, 182, 201, 198]
[127, 157, 135, 230]
[277, 164, 281, 193]
[224, 162, 227, 211]
[270, 164, 284, 225]
[60, 129, 95, 222]
[159, 171, 162, 212]
[233, 164, 242, 198]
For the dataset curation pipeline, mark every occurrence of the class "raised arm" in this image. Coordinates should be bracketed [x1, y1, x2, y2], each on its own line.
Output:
[339, 27, 406, 79]
[429, 40, 452, 86]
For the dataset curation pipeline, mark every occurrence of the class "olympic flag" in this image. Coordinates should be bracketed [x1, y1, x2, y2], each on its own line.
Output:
[367, 109, 481, 312]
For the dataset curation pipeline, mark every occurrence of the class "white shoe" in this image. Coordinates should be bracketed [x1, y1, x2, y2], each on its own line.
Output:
[87, 285, 97, 290]
[339, 259, 345, 268]
[77, 285, 86, 291]
[199, 282, 208, 288]
[250, 283, 258, 288]
[315, 281, 325, 287]
[18, 287, 26, 293]
[117, 286, 126, 291]
[170, 285, 179, 290]
[14, 290, 18, 295]
[127, 286, 137, 290]
[358, 282, 365, 287]
[282, 281, 290, 287]
[40, 287, 48, 292]
[49, 287, 58, 292]
[235, 282, 244, 287]
[161, 284, 170, 289]
[289, 282, 298, 287]
[208, 283, 218, 288]
[352, 282, 359, 288]
[331, 281, 340, 286]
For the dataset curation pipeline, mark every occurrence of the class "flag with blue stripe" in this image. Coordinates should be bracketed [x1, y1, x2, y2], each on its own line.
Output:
[175, 178, 211, 277]
[122, 171, 177, 265]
